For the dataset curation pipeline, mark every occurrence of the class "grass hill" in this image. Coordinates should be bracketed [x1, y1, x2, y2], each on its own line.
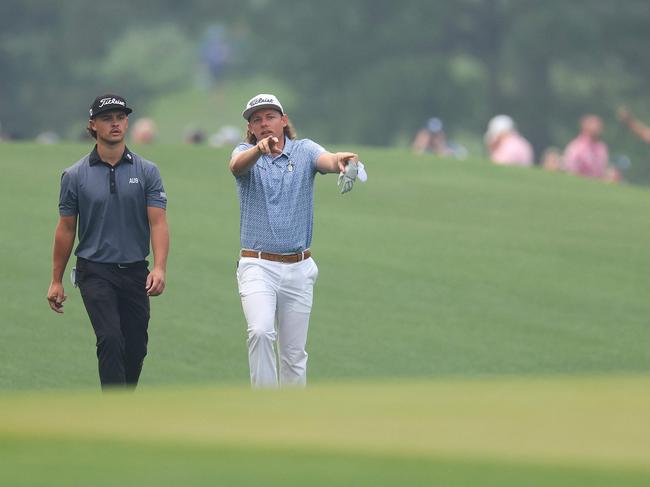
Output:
[2, 142, 649, 390]
[1, 142, 649, 485]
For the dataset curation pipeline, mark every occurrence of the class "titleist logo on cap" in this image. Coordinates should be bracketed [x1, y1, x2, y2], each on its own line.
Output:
[99, 97, 126, 108]
[249, 97, 275, 107]
[89, 94, 132, 118]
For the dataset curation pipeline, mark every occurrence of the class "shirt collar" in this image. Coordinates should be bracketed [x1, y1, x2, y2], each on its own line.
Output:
[88, 145, 134, 166]
[263, 137, 294, 167]
[282, 136, 294, 156]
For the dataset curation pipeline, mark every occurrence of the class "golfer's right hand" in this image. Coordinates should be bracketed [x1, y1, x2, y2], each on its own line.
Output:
[257, 136, 281, 156]
[47, 282, 66, 314]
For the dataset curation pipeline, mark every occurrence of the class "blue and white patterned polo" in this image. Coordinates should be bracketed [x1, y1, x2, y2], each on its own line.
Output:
[232, 137, 326, 253]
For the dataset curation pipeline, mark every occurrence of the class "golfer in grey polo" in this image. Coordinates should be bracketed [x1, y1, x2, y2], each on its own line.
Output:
[230, 93, 362, 388]
[47, 94, 169, 389]
[59, 149, 167, 263]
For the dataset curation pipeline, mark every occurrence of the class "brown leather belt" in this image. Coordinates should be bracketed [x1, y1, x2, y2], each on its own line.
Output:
[240, 249, 311, 263]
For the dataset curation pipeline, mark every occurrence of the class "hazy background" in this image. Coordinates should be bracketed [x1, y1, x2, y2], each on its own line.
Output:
[2, 0, 650, 181]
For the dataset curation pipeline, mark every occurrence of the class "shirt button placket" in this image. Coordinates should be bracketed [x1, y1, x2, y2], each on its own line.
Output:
[110, 167, 116, 194]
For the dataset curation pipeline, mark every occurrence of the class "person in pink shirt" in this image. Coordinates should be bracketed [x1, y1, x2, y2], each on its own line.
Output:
[563, 115, 609, 179]
[484, 115, 534, 166]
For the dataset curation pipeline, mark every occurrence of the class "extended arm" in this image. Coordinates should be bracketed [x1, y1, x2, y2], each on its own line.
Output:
[229, 136, 282, 176]
[47, 216, 77, 313]
[146, 207, 169, 296]
[316, 151, 359, 174]
[618, 107, 650, 144]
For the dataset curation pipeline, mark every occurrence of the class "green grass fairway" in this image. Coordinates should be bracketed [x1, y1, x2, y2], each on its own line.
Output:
[2, 142, 650, 485]
[1, 376, 650, 486]
[1, 142, 650, 389]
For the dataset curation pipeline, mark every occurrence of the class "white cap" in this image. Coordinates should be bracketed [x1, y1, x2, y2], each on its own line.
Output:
[485, 115, 515, 144]
[242, 93, 284, 120]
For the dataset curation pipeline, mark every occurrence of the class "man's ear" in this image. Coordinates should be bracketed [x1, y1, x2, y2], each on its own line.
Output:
[281, 114, 289, 127]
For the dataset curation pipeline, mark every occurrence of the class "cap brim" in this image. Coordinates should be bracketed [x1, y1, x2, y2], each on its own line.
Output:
[91, 106, 133, 119]
[242, 104, 283, 120]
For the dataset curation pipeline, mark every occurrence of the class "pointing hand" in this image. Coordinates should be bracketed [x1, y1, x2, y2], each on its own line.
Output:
[257, 136, 282, 156]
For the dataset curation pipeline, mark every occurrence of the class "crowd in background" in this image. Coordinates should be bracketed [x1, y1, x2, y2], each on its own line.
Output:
[412, 108, 650, 184]
[2, 101, 649, 187]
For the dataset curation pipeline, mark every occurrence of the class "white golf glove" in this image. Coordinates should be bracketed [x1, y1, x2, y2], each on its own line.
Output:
[337, 161, 358, 194]
[337, 161, 367, 194]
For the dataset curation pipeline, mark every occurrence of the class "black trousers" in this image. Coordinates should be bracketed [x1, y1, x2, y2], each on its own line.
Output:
[76, 258, 150, 389]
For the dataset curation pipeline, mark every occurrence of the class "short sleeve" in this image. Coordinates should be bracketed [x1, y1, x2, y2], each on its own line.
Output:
[232, 143, 254, 179]
[232, 143, 252, 157]
[58, 170, 78, 216]
[303, 139, 327, 173]
[145, 164, 167, 209]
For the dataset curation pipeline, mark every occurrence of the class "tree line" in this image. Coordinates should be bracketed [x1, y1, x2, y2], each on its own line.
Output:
[2, 0, 649, 180]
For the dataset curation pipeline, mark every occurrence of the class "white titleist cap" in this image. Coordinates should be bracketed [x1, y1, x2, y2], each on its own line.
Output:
[242, 93, 284, 120]
[485, 114, 515, 144]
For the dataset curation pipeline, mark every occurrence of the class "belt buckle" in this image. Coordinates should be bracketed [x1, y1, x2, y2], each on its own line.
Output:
[117, 264, 128, 269]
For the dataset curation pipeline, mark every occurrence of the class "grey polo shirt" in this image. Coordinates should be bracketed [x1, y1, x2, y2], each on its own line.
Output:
[58, 146, 167, 263]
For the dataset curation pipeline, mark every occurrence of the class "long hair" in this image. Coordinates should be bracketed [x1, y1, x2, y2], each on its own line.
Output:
[246, 120, 296, 144]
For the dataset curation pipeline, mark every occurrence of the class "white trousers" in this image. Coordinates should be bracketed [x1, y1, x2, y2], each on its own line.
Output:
[236, 256, 319, 388]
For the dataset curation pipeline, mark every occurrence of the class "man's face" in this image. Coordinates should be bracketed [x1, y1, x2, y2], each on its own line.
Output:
[89, 110, 129, 144]
[582, 115, 603, 139]
[247, 108, 287, 141]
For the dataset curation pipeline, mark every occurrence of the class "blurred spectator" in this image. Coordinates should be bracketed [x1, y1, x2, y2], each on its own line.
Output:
[563, 115, 609, 179]
[131, 118, 157, 144]
[209, 125, 242, 147]
[484, 115, 534, 166]
[184, 128, 205, 144]
[78, 130, 93, 141]
[540, 147, 562, 171]
[411, 117, 467, 159]
[199, 25, 231, 82]
[35, 131, 60, 144]
[0, 121, 18, 141]
[617, 107, 650, 144]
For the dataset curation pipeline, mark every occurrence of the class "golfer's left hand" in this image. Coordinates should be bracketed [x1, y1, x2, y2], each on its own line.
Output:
[336, 152, 358, 173]
[146, 268, 166, 296]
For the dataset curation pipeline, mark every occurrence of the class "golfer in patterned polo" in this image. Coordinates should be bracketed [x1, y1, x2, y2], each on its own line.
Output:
[230, 93, 361, 388]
